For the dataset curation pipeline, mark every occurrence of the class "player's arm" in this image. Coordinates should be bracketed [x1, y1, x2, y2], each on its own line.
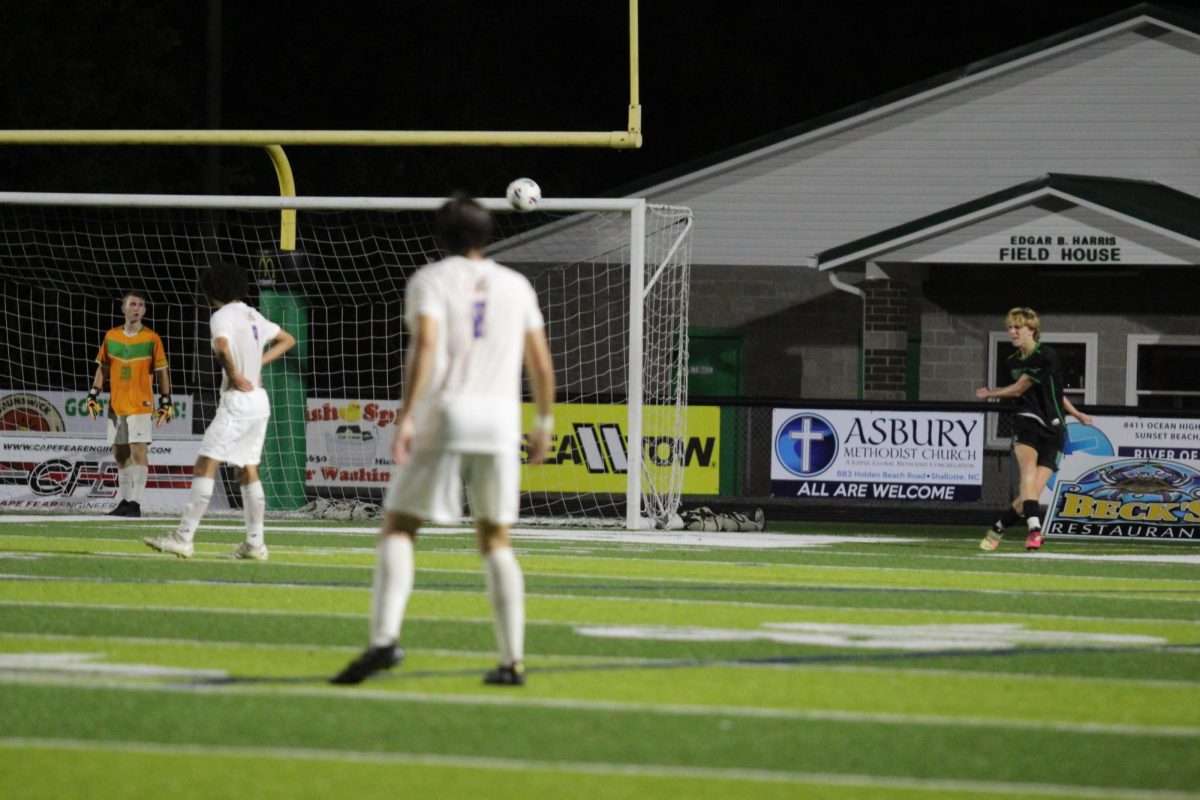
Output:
[261, 329, 297, 368]
[975, 374, 1033, 400]
[213, 337, 254, 392]
[523, 326, 556, 465]
[392, 314, 437, 465]
[1061, 394, 1093, 426]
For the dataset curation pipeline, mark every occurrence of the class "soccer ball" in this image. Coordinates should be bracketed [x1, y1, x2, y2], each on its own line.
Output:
[506, 178, 541, 212]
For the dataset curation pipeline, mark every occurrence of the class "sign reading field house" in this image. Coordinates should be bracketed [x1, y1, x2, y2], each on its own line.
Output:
[998, 234, 1122, 263]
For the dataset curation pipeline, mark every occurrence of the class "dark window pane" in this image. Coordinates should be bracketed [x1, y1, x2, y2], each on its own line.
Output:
[1137, 345, 1200, 393]
[1136, 393, 1200, 411]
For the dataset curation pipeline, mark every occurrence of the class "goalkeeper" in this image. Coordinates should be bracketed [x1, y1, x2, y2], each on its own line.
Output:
[87, 290, 174, 518]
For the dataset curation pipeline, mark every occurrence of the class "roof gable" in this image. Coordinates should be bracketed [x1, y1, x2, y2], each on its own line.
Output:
[626, 4, 1200, 200]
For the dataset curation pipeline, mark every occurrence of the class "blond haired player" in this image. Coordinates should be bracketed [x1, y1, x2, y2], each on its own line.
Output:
[976, 307, 1093, 552]
[332, 195, 556, 687]
[87, 290, 173, 518]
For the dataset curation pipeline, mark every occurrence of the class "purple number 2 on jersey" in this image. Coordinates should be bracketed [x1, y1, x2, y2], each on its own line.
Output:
[473, 300, 486, 338]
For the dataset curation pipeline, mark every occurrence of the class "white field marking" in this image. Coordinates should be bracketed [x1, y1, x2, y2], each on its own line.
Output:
[0, 652, 227, 680]
[4, 596, 1199, 665]
[994, 552, 1200, 565]
[573, 622, 1167, 652]
[5, 573, 1199, 638]
[2, 627, 1196, 690]
[7, 566, 1197, 610]
[0, 516, 922, 549]
[3, 739, 1197, 800]
[0, 553, 41, 560]
[0, 674, 1196, 741]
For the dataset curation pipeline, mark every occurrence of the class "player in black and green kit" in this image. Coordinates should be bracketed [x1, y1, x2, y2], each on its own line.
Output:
[975, 307, 1093, 551]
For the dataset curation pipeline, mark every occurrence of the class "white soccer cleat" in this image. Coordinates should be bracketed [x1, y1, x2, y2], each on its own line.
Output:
[227, 542, 269, 561]
[143, 533, 194, 559]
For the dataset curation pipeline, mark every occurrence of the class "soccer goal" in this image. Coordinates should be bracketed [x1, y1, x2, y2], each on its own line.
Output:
[0, 192, 692, 529]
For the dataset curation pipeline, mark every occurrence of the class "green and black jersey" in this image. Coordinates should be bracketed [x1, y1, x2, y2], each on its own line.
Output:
[1008, 342, 1066, 429]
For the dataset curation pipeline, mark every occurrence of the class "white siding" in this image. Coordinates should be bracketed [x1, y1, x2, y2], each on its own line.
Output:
[645, 25, 1200, 267]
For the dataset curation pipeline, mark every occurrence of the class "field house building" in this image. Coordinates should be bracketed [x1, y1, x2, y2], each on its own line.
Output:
[634, 3, 1199, 413]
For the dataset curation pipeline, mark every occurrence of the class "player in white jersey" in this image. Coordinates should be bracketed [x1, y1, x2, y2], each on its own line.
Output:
[143, 262, 296, 561]
[332, 195, 555, 687]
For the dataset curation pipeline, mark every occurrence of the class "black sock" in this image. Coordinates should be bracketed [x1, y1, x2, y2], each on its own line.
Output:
[995, 507, 1022, 531]
[1023, 500, 1041, 530]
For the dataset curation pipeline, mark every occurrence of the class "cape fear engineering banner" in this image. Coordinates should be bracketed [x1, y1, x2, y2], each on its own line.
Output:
[771, 409, 984, 502]
[0, 434, 225, 513]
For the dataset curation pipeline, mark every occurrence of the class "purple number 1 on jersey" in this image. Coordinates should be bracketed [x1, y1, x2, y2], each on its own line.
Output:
[252, 324, 259, 342]
[473, 300, 486, 338]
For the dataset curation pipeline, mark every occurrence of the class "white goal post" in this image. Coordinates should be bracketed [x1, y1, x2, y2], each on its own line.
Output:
[0, 191, 692, 529]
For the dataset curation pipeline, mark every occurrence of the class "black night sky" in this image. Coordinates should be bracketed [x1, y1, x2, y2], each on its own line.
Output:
[0, 1, 1181, 200]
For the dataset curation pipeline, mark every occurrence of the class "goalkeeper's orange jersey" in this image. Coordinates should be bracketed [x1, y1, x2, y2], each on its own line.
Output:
[95, 326, 168, 417]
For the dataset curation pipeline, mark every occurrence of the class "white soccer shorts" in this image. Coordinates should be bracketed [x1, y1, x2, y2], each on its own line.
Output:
[107, 413, 152, 445]
[198, 411, 270, 468]
[383, 449, 519, 525]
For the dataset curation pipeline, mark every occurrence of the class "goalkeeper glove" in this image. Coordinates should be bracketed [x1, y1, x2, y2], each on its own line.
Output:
[155, 395, 175, 428]
[85, 388, 103, 419]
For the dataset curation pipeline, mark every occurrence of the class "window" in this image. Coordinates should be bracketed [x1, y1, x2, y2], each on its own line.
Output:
[986, 332, 1097, 446]
[1125, 336, 1200, 410]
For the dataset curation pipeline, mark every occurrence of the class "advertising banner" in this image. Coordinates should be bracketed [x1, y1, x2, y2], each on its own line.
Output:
[1044, 415, 1200, 541]
[771, 409, 985, 502]
[0, 389, 195, 435]
[1043, 415, 1200, 503]
[304, 399, 720, 494]
[0, 434, 222, 513]
[1046, 455, 1200, 541]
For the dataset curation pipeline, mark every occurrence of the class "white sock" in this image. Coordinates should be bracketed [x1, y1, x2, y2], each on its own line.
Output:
[175, 476, 214, 543]
[117, 466, 132, 503]
[129, 464, 148, 504]
[370, 535, 414, 647]
[241, 481, 266, 547]
[1027, 516, 1042, 531]
[483, 546, 525, 665]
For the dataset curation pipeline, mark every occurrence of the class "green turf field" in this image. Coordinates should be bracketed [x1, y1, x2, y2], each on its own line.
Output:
[1, 515, 1197, 799]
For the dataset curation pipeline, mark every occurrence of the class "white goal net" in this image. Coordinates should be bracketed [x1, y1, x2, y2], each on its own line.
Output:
[0, 193, 691, 528]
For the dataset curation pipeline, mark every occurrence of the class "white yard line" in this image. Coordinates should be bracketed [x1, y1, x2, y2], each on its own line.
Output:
[0, 670, 1196, 740]
[0, 737, 1196, 799]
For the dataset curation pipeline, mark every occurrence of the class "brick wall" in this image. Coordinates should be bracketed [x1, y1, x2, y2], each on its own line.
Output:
[863, 279, 908, 400]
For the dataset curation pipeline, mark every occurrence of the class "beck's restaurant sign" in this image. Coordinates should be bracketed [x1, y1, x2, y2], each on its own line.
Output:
[1046, 456, 1200, 541]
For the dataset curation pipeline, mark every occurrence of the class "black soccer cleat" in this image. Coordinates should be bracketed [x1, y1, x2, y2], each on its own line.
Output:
[107, 500, 132, 516]
[483, 662, 526, 686]
[329, 644, 404, 685]
[122, 502, 142, 518]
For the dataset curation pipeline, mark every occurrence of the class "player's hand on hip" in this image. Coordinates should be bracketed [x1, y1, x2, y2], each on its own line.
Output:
[230, 373, 254, 392]
[392, 416, 415, 465]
